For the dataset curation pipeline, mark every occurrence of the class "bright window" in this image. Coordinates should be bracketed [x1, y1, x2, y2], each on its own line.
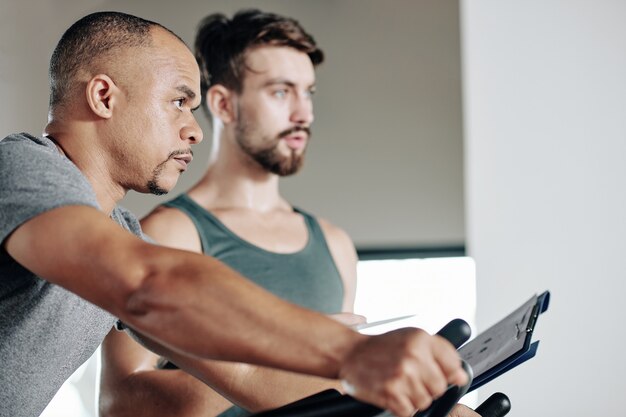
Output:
[354, 256, 478, 407]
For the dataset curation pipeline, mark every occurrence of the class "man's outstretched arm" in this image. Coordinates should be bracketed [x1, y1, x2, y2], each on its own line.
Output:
[5, 206, 354, 372]
[100, 329, 482, 417]
[99, 327, 344, 417]
[5, 205, 467, 417]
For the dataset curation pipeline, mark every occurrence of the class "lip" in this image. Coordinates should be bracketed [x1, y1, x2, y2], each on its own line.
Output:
[173, 154, 193, 170]
[282, 134, 307, 151]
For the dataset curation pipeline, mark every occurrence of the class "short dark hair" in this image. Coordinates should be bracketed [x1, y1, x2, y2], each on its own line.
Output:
[194, 9, 324, 102]
[48, 11, 182, 108]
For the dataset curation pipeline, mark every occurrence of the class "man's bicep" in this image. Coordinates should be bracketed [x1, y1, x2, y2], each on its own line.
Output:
[4, 205, 145, 313]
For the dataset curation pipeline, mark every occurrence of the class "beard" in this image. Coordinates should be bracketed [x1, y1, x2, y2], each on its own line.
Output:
[147, 173, 168, 195]
[234, 115, 310, 177]
[146, 148, 193, 195]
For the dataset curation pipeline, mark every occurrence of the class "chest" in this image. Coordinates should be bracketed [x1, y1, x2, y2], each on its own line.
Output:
[213, 210, 309, 253]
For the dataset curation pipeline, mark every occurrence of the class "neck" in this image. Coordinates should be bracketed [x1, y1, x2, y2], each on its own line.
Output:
[44, 122, 126, 215]
[46, 134, 69, 158]
[189, 134, 288, 212]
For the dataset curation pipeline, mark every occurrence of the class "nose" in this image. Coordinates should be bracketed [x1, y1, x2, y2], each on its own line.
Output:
[290, 92, 314, 126]
[181, 112, 204, 145]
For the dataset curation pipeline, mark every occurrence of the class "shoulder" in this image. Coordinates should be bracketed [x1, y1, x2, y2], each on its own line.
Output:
[1, 133, 61, 164]
[316, 217, 358, 265]
[1, 132, 46, 148]
[1, 133, 69, 170]
[317, 218, 354, 249]
[295, 208, 352, 247]
[0, 133, 99, 243]
[140, 204, 202, 253]
[1, 133, 92, 187]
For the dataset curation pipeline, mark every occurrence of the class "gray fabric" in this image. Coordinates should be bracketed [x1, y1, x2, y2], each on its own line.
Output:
[0, 133, 145, 417]
[164, 194, 344, 417]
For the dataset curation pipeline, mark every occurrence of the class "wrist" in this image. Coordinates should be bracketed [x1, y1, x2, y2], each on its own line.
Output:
[330, 329, 368, 379]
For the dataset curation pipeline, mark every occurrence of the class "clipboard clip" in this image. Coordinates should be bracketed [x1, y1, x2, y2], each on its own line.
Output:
[514, 301, 540, 340]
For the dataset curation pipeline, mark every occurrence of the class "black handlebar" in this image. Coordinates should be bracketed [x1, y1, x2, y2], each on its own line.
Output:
[435, 318, 472, 349]
[475, 392, 511, 417]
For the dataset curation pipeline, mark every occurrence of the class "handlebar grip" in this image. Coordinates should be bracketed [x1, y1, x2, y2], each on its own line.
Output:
[435, 318, 471, 348]
[474, 393, 511, 417]
[251, 389, 380, 417]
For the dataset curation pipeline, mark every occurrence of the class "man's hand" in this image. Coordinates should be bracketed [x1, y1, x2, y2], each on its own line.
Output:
[339, 328, 468, 417]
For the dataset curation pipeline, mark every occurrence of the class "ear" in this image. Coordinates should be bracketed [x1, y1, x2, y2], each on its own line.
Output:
[85, 74, 120, 119]
[207, 85, 236, 124]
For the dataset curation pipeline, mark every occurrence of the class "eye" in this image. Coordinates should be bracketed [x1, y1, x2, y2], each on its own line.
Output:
[174, 98, 186, 110]
[273, 89, 288, 99]
[304, 89, 316, 99]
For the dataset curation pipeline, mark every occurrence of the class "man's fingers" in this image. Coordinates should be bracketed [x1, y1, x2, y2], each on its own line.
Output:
[386, 394, 419, 417]
[382, 381, 424, 417]
[411, 382, 433, 412]
[433, 335, 469, 386]
[418, 358, 449, 399]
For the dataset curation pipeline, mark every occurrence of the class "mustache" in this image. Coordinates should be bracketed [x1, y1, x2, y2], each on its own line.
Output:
[278, 126, 311, 139]
[167, 148, 194, 159]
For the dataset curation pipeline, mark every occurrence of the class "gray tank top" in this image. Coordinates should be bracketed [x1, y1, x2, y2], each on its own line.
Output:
[162, 194, 345, 417]
[164, 193, 344, 314]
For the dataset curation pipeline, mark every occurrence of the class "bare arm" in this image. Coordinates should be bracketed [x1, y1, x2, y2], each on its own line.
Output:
[5, 206, 467, 417]
[99, 328, 230, 417]
[100, 207, 345, 416]
[100, 325, 344, 416]
[5, 206, 356, 375]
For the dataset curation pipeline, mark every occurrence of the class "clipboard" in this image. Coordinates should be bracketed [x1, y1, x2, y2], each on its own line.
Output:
[459, 291, 550, 392]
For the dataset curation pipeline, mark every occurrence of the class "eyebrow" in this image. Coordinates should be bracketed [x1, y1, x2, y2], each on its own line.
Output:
[262, 78, 316, 90]
[176, 85, 197, 100]
[176, 85, 201, 111]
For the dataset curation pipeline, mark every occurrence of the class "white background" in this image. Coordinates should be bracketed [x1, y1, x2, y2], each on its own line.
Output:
[462, 1, 626, 415]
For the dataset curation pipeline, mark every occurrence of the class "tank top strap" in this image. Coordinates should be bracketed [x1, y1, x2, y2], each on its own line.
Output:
[162, 193, 225, 253]
[292, 206, 336, 261]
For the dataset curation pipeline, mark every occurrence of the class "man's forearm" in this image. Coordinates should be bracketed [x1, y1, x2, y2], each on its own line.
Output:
[101, 358, 340, 416]
[101, 329, 341, 417]
[121, 242, 363, 379]
[6, 206, 360, 378]
[165, 355, 341, 412]
[99, 368, 231, 417]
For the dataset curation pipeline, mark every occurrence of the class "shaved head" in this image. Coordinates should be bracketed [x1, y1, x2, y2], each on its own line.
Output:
[48, 11, 184, 109]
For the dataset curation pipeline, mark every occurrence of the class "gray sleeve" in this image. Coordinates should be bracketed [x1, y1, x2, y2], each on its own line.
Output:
[0, 137, 100, 245]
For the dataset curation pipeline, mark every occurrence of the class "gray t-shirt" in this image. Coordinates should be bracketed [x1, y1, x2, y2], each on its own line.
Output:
[0, 133, 146, 417]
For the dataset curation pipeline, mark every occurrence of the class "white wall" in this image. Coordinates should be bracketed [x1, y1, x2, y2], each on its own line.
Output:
[0, 0, 465, 249]
[462, 1, 626, 415]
